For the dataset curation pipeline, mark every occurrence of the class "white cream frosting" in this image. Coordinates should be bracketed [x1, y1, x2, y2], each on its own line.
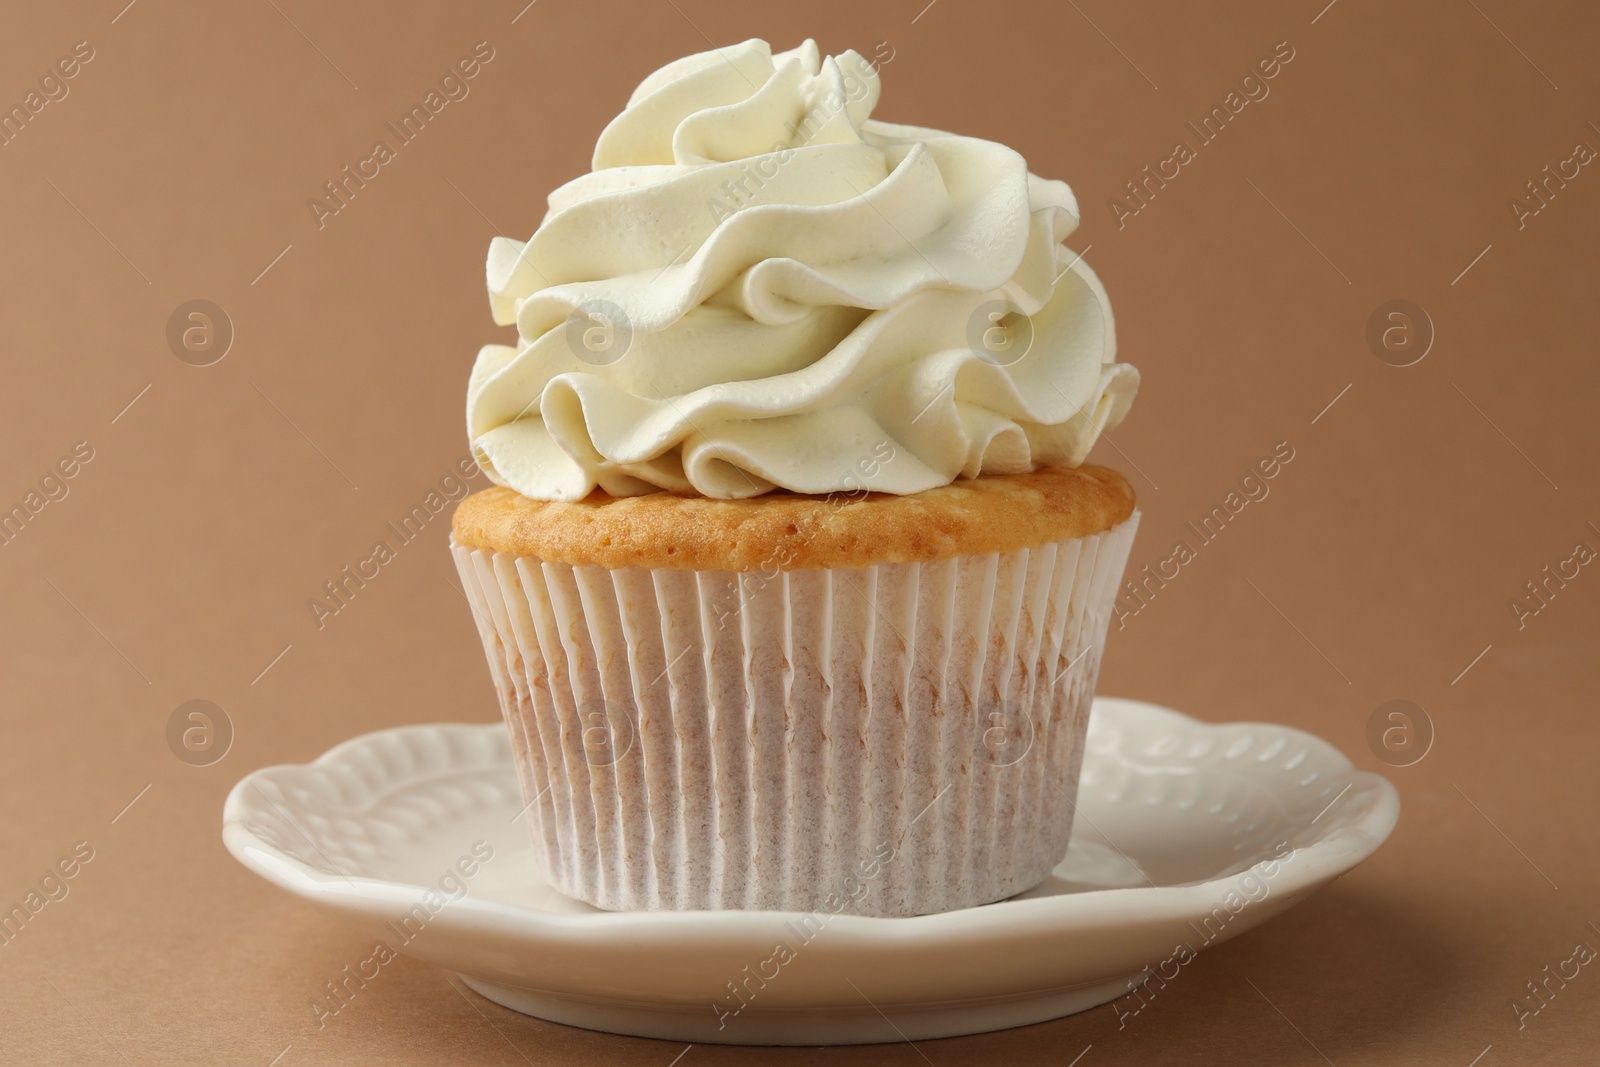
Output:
[468, 38, 1138, 501]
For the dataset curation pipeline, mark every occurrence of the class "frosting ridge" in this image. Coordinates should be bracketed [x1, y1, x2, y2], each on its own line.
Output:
[468, 38, 1139, 500]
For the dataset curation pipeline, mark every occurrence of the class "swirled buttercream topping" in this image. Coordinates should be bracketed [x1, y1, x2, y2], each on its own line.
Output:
[468, 38, 1139, 500]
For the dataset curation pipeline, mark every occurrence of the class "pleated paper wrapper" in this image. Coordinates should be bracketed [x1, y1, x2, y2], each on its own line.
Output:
[452, 512, 1137, 918]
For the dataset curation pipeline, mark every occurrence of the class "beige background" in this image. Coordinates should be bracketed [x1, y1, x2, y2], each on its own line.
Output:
[3, 0, 1598, 1063]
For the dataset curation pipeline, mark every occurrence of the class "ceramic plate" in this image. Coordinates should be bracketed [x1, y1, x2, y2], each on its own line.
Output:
[222, 697, 1398, 1045]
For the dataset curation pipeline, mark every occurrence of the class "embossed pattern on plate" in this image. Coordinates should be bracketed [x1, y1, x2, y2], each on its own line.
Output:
[223, 697, 1398, 1045]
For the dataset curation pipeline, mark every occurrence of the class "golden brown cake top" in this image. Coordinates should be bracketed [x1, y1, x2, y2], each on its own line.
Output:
[452, 465, 1134, 571]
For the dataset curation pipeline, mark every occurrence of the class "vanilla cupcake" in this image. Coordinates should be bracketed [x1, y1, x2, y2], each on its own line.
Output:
[452, 39, 1139, 917]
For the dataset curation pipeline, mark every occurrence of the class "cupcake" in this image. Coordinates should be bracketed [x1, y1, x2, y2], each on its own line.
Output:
[452, 39, 1139, 917]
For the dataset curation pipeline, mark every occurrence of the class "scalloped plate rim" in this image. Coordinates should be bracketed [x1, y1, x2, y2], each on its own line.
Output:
[221, 697, 1399, 940]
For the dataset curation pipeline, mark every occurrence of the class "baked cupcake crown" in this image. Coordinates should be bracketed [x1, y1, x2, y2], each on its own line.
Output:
[453, 463, 1134, 570]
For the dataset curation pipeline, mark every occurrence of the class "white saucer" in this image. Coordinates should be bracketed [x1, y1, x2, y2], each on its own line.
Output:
[222, 698, 1397, 1046]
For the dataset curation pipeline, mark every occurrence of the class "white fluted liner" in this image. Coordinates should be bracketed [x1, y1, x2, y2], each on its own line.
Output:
[451, 512, 1138, 917]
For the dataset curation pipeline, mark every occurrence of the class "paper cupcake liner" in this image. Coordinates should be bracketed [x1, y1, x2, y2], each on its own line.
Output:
[451, 512, 1137, 917]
